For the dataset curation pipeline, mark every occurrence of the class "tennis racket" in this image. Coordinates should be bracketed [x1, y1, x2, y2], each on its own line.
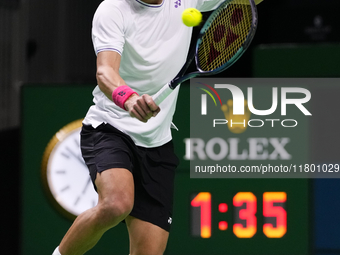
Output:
[152, 0, 258, 105]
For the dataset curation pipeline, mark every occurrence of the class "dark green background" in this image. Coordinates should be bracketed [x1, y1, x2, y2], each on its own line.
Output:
[253, 44, 340, 78]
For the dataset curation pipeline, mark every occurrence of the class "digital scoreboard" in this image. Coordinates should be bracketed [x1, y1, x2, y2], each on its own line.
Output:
[166, 176, 310, 255]
[191, 191, 287, 239]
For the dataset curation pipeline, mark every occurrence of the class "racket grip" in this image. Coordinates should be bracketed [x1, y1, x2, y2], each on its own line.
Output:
[152, 83, 173, 106]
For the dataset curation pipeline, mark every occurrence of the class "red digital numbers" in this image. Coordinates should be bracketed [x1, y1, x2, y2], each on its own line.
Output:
[190, 191, 287, 239]
[263, 192, 287, 238]
[191, 192, 212, 238]
[233, 192, 257, 238]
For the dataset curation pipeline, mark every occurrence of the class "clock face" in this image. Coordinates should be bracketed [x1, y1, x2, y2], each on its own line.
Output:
[41, 120, 98, 220]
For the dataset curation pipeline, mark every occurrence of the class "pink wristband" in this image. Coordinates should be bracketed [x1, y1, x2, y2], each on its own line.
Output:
[112, 85, 138, 110]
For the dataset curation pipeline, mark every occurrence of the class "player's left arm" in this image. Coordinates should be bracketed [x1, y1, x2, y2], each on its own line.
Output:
[96, 51, 160, 123]
[96, 51, 126, 99]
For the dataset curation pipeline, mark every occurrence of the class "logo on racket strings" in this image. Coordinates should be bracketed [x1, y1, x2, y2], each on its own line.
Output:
[207, 8, 243, 66]
[199, 6, 250, 71]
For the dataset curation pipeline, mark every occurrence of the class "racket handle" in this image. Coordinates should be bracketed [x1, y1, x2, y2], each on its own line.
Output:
[152, 83, 174, 105]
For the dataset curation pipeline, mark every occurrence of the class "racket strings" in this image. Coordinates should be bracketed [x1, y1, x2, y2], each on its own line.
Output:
[197, 0, 253, 72]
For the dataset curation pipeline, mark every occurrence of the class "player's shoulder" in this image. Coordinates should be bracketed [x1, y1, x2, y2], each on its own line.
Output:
[96, 0, 130, 13]
[182, 0, 209, 9]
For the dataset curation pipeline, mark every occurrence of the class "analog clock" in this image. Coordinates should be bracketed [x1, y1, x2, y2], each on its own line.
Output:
[41, 119, 98, 220]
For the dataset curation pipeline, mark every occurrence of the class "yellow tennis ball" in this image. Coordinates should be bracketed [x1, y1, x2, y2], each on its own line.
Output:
[182, 8, 202, 27]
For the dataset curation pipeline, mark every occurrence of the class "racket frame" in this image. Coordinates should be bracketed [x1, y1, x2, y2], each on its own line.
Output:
[195, 0, 258, 74]
[154, 0, 258, 104]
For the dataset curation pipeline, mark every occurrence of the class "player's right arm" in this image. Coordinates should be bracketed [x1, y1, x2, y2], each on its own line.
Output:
[96, 51, 160, 123]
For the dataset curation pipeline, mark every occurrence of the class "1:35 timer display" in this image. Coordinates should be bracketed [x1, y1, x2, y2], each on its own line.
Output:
[166, 176, 310, 255]
[191, 192, 287, 239]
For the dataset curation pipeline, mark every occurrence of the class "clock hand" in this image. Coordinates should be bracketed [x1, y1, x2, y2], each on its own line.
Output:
[73, 178, 92, 207]
[72, 137, 87, 166]
[65, 146, 87, 167]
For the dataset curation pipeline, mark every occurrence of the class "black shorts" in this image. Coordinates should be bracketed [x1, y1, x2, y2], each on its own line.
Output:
[80, 123, 179, 231]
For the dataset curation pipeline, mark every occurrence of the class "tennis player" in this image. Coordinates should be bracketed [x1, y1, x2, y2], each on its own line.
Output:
[52, 0, 224, 254]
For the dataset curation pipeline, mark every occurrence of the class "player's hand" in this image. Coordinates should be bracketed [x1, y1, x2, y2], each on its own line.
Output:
[124, 94, 160, 123]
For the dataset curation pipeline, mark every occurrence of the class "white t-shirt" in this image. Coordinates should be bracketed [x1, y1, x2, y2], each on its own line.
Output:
[83, 0, 224, 147]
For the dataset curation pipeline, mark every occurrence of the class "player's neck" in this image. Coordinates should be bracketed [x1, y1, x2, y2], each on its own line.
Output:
[140, 0, 163, 4]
